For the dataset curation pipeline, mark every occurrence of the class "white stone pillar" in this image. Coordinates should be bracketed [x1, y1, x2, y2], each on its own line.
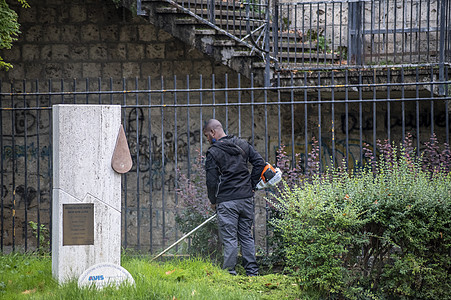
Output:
[52, 105, 122, 283]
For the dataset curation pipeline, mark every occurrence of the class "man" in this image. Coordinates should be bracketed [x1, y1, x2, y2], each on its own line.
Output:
[203, 119, 266, 276]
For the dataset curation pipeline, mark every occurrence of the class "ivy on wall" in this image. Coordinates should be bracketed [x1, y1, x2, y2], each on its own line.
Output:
[0, 0, 133, 71]
[0, 0, 29, 71]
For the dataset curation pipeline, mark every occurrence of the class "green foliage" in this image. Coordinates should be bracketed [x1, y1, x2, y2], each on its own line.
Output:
[0, 252, 56, 297]
[260, 138, 321, 271]
[0, 0, 29, 71]
[28, 221, 50, 255]
[269, 136, 451, 299]
[305, 29, 329, 53]
[247, 0, 266, 15]
[281, 17, 290, 32]
[317, 35, 327, 52]
[269, 171, 366, 298]
[0, 253, 302, 299]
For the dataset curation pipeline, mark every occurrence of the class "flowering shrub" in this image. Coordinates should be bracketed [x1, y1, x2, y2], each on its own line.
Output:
[269, 135, 451, 299]
[261, 138, 321, 269]
[421, 133, 451, 175]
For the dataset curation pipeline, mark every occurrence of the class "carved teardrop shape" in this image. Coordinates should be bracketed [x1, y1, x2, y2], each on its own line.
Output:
[111, 124, 133, 174]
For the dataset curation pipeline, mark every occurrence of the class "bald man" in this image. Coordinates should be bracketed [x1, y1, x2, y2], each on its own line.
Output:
[203, 119, 265, 276]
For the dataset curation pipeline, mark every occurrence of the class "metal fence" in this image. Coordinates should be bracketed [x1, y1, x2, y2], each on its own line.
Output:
[138, 0, 451, 70]
[0, 67, 450, 254]
[275, 0, 451, 68]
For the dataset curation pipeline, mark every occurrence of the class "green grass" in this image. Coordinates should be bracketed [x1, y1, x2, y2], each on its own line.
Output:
[0, 252, 302, 299]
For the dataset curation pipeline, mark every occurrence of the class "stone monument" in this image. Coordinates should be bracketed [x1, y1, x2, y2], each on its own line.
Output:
[52, 105, 131, 284]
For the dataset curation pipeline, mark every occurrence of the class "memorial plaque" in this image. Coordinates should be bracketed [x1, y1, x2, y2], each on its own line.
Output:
[63, 203, 94, 245]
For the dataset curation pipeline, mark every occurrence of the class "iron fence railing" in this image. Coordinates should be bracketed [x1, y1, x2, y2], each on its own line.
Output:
[276, 0, 450, 68]
[137, 0, 451, 70]
[0, 68, 450, 254]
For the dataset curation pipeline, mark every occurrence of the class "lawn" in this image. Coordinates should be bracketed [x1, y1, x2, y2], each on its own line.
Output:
[0, 252, 302, 299]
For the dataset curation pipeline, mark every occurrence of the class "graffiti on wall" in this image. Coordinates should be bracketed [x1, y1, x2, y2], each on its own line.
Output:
[126, 108, 201, 193]
[344, 111, 451, 134]
[2, 144, 51, 162]
[274, 138, 375, 172]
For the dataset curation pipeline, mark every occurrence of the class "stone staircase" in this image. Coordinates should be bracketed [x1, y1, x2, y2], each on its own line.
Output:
[138, 0, 341, 86]
[136, 0, 450, 92]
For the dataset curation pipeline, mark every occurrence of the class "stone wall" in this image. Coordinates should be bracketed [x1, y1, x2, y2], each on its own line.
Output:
[0, 0, 448, 254]
[1, 0, 241, 81]
[0, 0, 276, 252]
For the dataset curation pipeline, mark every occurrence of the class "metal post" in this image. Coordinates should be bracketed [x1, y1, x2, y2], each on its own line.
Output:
[273, 0, 279, 71]
[439, 0, 447, 95]
[137, 0, 147, 16]
[208, 0, 215, 25]
[264, 0, 271, 87]
[348, 0, 363, 65]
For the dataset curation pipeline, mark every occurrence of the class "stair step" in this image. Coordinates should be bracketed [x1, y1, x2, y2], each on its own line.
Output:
[273, 31, 302, 40]
[155, 6, 180, 13]
[175, 16, 263, 27]
[224, 29, 302, 41]
[277, 52, 340, 61]
[276, 62, 348, 71]
[273, 42, 319, 50]
[194, 28, 217, 35]
[142, 0, 342, 77]
[173, 0, 249, 11]
[174, 7, 263, 21]
[231, 50, 253, 57]
[143, 0, 246, 9]
[152, 0, 265, 20]
[175, 17, 199, 24]
[214, 18, 263, 27]
[212, 39, 237, 46]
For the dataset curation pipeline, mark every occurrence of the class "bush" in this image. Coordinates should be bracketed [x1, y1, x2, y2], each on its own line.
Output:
[260, 138, 321, 270]
[269, 136, 451, 299]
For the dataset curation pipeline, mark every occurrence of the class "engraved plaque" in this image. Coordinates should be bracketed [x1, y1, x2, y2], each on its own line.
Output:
[63, 203, 94, 246]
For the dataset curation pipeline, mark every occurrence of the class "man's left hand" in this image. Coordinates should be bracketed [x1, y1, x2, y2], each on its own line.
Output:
[210, 204, 216, 211]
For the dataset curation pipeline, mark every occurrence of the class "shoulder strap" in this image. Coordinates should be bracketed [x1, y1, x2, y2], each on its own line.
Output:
[233, 139, 248, 162]
[208, 137, 248, 161]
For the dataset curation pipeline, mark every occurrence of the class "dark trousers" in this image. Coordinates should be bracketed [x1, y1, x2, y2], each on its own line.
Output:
[217, 197, 259, 276]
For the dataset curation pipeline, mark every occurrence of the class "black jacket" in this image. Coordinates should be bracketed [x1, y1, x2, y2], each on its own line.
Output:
[205, 135, 266, 204]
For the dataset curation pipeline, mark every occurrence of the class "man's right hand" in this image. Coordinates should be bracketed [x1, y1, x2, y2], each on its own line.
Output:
[210, 204, 216, 211]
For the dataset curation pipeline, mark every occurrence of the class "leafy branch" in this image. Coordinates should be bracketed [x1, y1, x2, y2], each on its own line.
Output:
[0, 0, 29, 71]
